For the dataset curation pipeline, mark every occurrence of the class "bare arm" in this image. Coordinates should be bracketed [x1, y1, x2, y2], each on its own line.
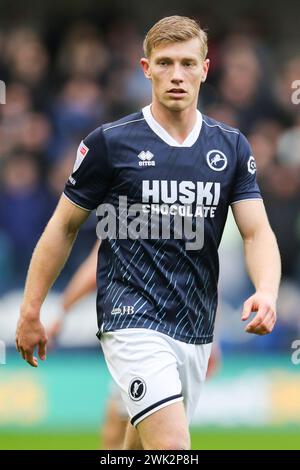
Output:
[47, 240, 100, 343]
[16, 195, 91, 366]
[232, 200, 281, 335]
[62, 240, 99, 311]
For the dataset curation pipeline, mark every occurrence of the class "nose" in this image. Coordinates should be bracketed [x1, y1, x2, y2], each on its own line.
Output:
[171, 63, 184, 84]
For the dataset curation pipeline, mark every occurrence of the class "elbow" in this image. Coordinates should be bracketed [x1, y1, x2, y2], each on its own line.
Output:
[48, 212, 79, 241]
[244, 224, 277, 246]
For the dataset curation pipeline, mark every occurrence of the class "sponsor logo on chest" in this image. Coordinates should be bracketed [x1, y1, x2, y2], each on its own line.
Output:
[142, 180, 220, 206]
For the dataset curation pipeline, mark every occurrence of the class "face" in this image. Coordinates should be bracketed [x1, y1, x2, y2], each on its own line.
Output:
[141, 38, 209, 112]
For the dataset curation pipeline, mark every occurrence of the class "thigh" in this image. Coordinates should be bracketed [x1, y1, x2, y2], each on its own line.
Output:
[123, 422, 143, 450]
[137, 401, 190, 450]
[100, 329, 184, 427]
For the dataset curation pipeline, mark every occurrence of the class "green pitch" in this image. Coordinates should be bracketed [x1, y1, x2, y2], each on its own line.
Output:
[1, 428, 299, 450]
[191, 428, 300, 450]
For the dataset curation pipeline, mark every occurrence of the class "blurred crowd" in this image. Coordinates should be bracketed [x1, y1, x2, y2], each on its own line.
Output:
[0, 18, 300, 349]
[0, 21, 152, 291]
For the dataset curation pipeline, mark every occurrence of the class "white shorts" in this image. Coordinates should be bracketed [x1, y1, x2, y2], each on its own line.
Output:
[100, 328, 212, 427]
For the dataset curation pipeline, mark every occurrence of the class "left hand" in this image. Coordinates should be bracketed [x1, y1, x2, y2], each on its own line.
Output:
[241, 292, 277, 335]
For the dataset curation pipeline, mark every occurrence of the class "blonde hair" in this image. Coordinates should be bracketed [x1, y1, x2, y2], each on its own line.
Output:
[143, 15, 208, 60]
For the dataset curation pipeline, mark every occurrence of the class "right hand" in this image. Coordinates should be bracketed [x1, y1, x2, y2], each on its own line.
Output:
[16, 314, 48, 367]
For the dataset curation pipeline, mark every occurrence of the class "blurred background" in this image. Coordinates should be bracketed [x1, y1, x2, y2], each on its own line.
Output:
[0, 0, 300, 450]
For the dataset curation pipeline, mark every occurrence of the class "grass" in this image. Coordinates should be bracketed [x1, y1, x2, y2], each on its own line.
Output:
[191, 428, 300, 450]
[1, 428, 300, 450]
[0, 432, 100, 450]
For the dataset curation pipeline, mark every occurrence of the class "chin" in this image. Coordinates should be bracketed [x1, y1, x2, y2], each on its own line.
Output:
[164, 100, 187, 112]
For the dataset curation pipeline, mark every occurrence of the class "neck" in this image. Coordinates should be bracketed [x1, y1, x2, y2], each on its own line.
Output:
[151, 100, 198, 144]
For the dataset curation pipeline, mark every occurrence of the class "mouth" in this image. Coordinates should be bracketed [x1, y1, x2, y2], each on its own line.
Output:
[167, 88, 187, 98]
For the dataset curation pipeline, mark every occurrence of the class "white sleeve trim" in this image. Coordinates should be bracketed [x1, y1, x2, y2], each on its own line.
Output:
[230, 197, 262, 206]
[62, 192, 92, 212]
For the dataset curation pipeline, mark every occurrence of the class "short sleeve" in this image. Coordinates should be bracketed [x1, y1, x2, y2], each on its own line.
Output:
[63, 127, 113, 210]
[230, 132, 262, 204]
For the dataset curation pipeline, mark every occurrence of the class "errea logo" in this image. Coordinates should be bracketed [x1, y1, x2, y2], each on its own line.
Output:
[138, 150, 155, 166]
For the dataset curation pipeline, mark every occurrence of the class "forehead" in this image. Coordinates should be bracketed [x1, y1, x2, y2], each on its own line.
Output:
[150, 37, 202, 60]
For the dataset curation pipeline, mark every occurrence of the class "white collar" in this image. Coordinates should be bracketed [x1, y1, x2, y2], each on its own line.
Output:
[142, 104, 202, 147]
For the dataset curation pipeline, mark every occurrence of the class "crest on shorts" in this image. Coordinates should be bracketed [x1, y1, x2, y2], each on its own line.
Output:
[129, 377, 147, 401]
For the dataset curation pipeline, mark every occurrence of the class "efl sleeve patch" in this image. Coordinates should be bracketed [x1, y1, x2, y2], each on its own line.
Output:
[230, 133, 261, 204]
[73, 141, 89, 173]
[63, 127, 113, 211]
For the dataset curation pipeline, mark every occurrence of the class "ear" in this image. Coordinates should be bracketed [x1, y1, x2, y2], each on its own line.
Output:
[201, 58, 210, 83]
[140, 57, 152, 80]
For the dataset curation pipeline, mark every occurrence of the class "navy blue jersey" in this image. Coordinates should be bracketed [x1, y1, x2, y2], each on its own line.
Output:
[64, 105, 261, 344]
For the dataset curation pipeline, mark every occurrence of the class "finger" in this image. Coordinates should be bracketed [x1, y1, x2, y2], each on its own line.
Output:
[19, 347, 26, 360]
[260, 309, 276, 329]
[38, 339, 47, 361]
[27, 358, 38, 367]
[248, 322, 274, 335]
[246, 309, 275, 334]
[245, 305, 269, 331]
[241, 298, 254, 321]
[15, 339, 20, 352]
[255, 311, 276, 335]
[24, 350, 38, 367]
[246, 307, 275, 332]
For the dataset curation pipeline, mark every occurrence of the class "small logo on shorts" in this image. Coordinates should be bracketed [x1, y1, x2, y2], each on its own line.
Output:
[129, 377, 146, 401]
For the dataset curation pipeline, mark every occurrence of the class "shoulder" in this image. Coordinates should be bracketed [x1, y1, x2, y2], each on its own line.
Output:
[82, 111, 145, 149]
[102, 111, 145, 134]
[201, 115, 252, 162]
[201, 114, 241, 140]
